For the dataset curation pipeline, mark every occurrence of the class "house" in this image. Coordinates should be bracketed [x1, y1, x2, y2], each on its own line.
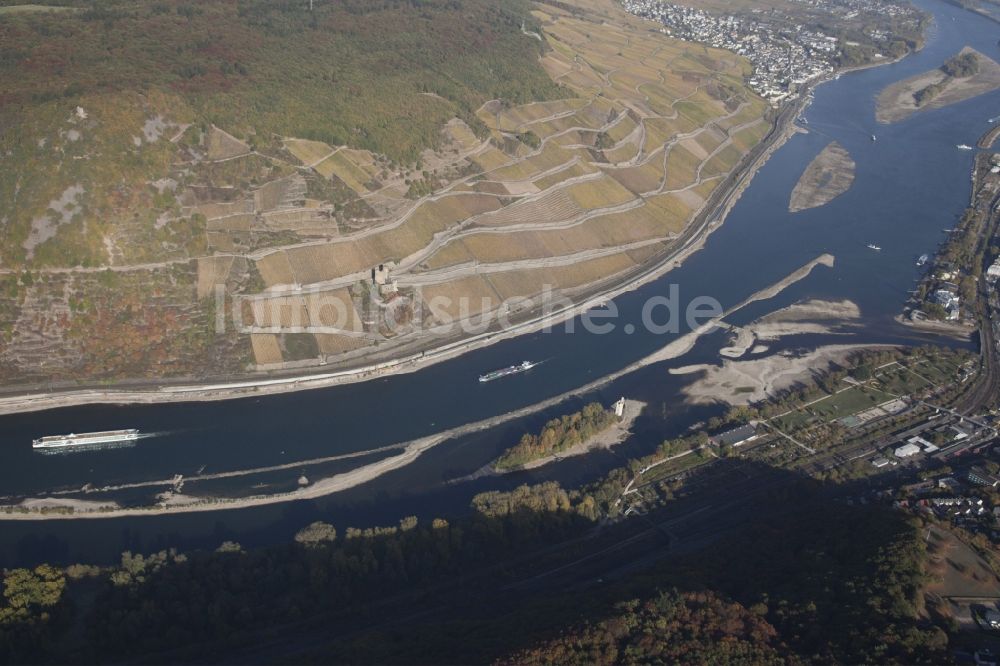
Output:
[937, 476, 961, 490]
[371, 262, 395, 286]
[940, 281, 960, 293]
[613, 397, 626, 418]
[951, 424, 973, 441]
[871, 457, 890, 468]
[967, 466, 1000, 488]
[714, 424, 758, 448]
[932, 424, 969, 442]
[894, 442, 921, 458]
[987, 260, 1000, 281]
[932, 289, 958, 308]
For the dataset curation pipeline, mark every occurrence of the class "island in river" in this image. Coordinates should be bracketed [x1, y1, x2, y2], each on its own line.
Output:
[788, 142, 856, 213]
[876, 46, 1000, 123]
[493, 400, 644, 472]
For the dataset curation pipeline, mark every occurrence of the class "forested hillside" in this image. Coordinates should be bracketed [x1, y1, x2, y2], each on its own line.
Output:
[0, 0, 557, 268]
[0, 478, 945, 664]
[0, 0, 556, 160]
[0, 0, 564, 384]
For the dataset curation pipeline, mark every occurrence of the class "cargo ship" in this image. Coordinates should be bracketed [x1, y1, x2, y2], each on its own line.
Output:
[32, 429, 140, 453]
[479, 360, 538, 383]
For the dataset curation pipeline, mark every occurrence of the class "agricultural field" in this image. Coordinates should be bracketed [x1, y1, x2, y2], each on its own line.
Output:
[0, 0, 771, 382]
[283, 139, 335, 168]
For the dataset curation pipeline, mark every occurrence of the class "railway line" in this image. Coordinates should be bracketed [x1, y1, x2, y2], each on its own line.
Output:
[952, 176, 1000, 415]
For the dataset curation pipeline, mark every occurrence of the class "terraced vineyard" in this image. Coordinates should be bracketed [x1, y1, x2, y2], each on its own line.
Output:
[0, 0, 772, 386]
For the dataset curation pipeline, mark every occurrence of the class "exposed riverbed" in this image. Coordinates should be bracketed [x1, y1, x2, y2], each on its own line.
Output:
[789, 142, 856, 213]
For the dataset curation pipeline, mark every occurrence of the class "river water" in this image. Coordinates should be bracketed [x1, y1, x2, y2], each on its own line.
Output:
[1, 0, 999, 566]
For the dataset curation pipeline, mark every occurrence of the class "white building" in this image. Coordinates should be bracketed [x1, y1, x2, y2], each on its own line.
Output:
[907, 436, 938, 453]
[894, 442, 921, 458]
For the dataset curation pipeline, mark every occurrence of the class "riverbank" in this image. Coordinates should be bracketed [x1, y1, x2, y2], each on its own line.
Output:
[979, 123, 1000, 149]
[0, 76, 813, 417]
[894, 313, 974, 339]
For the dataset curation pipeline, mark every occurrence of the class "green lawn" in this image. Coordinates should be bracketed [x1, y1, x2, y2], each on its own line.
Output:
[639, 449, 713, 486]
[906, 355, 964, 385]
[806, 385, 895, 421]
[771, 409, 815, 432]
[872, 363, 931, 395]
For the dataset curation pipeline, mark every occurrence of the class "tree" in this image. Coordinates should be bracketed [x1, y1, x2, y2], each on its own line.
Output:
[294, 521, 338, 546]
[494, 403, 618, 470]
[216, 541, 244, 554]
[941, 52, 979, 78]
[852, 363, 873, 381]
[0, 566, 65, 624]
[499, 589, 786, 665]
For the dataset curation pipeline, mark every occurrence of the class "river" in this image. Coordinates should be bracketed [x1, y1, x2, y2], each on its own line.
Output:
[1, 0, 998, 567]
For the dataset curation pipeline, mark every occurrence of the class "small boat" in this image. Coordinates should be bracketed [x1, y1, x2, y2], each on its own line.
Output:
[871, 134, 877, 142]
[957, 144, 974, 151]
[867, 243, 881, 251]
[916, 254, 929, 267]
